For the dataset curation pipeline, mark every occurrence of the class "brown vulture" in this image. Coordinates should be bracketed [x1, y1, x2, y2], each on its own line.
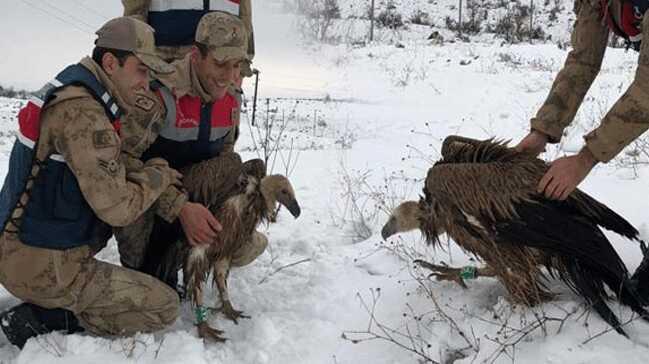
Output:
[381, 136, 649, 337]
[148, 153, 301, 342]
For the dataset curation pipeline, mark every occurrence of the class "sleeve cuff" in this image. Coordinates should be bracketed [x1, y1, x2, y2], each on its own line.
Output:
[583, 133, 616, 163]
[530, 118, 563, 144]
[156, 187, 189, 223]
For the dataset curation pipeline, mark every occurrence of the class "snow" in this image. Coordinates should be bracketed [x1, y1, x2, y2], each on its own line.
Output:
[2, 0, 649, 363]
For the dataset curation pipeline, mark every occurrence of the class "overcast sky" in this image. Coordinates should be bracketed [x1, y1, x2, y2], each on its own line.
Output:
[0, 0, 331, 97]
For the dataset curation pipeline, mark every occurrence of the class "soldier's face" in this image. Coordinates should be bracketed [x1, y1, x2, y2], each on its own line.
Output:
[107, 55, 150, 101]
[192, 49, 241, 100]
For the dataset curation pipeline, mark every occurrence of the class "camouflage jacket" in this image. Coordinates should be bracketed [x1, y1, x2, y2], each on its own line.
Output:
[15, 57, 178, 229]
[531, 0, 649, 162]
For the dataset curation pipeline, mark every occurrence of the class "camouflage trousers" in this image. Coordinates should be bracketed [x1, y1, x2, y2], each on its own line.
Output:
[0, 233, 179, 337]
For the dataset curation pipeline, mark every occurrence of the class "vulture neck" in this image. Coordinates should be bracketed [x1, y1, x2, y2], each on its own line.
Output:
[258, 178, 276, 222]
[420, 196, 444, 247]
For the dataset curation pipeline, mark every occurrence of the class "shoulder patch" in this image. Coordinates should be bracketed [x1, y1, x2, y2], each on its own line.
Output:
[98, 158, 120, 176]
[93, 129, 118, 149]
[134, 94, 156, 112]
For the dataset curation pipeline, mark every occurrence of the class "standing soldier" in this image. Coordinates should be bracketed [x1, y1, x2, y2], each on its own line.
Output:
[514, 1, 649, 301]
[0, 17, 221, 349]
[121, 0, 255, 77]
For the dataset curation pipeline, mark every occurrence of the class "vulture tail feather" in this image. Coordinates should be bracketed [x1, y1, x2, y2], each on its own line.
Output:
[567, 261, 628, 337]
[494, 200, 649, 333]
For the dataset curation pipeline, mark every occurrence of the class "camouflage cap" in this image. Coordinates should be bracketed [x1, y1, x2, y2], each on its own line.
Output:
[195, 12, 248, 62]
[95, 17, 173, 74]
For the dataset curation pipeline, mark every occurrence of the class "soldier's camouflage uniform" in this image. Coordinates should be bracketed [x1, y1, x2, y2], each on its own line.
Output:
[531, 0, 649, 162]
[0, 57, 180, 337]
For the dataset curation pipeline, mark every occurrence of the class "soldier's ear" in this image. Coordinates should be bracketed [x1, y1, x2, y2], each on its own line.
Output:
[102, 52, 119, 75]
[190, 47, 200, 64]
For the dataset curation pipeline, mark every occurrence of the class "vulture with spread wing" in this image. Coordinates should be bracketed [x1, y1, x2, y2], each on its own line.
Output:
[149, 153, 301, 342]
[381, 136, 649, 336]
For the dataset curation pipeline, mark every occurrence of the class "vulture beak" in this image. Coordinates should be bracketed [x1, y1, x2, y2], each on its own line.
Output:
[381, 217, 397, 240]
[285, 199, 301, 218]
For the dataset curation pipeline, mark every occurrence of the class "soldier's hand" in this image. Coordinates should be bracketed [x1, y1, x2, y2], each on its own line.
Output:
[179, 202, 223, 246]
[515, 130, 549, 157]
[145, 158, 183, 188]
[538, 147, 597, 200]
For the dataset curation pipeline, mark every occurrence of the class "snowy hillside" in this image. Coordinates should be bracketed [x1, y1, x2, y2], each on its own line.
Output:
[284, 0, 579, 46]
[2, 1, 649, 364]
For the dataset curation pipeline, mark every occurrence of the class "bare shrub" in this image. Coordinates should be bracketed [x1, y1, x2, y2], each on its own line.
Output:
[295, 0, 342, 42]
[332, 164, 418, 243]
[409, 10, 431, 26]
[244, 99, 301, 177]
[491, 3, 546, 43]
[376, 2, 404, 29]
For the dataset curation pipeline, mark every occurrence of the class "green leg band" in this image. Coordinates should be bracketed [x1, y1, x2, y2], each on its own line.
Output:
[195, 305, 209, 323]
[460, 266, 477, 280]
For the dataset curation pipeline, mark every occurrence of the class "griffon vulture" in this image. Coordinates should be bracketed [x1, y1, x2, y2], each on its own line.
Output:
[147, 153, 301, 342]
[382, 136, 649, 336]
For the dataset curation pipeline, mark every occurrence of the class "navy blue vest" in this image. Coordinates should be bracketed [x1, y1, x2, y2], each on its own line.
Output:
[0, 64, 122, 249]
[142, 82, 234, 170]
[148, 0, 241, 47]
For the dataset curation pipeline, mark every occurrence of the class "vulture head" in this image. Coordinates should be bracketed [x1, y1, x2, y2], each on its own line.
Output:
[381, 201, 422, 239]
[260, 174, 301, 218]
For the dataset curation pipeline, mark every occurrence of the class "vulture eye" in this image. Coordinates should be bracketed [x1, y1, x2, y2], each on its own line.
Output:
[281, 188, 288, 194]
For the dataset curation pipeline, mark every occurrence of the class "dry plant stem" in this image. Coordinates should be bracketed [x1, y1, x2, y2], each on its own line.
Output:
[342, 289, 441, 364]
[258, 258, 312, 284]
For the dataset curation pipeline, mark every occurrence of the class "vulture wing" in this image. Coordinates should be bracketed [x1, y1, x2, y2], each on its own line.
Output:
[242, 158, 267, 181]
[181, 152, 245, 211]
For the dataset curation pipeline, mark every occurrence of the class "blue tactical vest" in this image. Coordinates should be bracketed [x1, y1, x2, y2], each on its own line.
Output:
[142, 81, 235, 170]
[147, 0, 241, 47]
[0, 64, 122, 249]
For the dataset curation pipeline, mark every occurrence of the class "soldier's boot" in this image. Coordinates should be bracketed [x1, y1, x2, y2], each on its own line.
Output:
[0, 303, 83, 349]
[631, 250, 649, 305]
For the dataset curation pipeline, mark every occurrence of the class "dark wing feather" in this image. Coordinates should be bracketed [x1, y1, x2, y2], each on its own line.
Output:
[181, 152, 244, 210]
[494, 198, 649, 333]
[242, 158, 266, 180]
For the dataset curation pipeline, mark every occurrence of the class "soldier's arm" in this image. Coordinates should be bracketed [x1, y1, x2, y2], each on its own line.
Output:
[122, 0, 150, 22]
[530, 0, 609, 143]
[240, 0, 254, 60]
[154, 186, 189, 222]
[583, 15, 649, 162]
[51, 99, 178, 227]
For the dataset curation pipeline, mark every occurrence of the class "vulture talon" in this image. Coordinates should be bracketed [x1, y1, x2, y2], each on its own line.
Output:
[414, 260, 469, 289]
[197, 322, 227, 342]
[221, 301, 250, 324]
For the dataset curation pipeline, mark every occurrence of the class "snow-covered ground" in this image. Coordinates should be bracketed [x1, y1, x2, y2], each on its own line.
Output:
[3, 1, 649, 363]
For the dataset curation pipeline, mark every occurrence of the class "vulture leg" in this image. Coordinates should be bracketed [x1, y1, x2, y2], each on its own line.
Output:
[214, 257, 250, 324]
[194, 285, 227, 342]
[414, 260, 496, 288]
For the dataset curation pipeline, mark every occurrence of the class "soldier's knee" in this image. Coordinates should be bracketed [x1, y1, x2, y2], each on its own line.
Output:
[153, 283, 180, 328]
[232, 232, 268, 267]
